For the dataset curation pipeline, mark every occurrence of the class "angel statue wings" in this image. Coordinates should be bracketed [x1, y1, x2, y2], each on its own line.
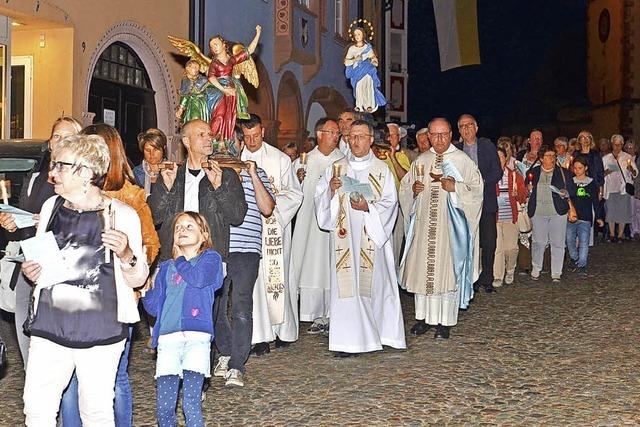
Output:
[344, 20, 386, 113]
[169, 25, 261, 141]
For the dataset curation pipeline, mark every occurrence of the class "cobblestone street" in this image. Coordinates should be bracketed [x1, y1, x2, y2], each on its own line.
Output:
[1, 241, 639, 426]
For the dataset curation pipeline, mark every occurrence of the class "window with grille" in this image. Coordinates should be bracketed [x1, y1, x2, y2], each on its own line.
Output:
[92, 42, 151, 89]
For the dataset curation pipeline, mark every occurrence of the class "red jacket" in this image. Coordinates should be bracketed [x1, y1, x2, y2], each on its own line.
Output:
[495, 167, 528, 223]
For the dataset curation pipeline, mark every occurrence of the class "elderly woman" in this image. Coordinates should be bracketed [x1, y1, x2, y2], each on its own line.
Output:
[493, 146, 527, 287]
[0, 116, 82, 368]
[527, 145, 576, 282]
[59, 124, 160, 427]
[602, 134, 638, 242]
[133, 128, 168, 196]
[20, 134, 148, 426]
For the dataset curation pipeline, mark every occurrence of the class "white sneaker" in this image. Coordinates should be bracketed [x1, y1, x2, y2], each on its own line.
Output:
[505, 271, 515, 285]
[225, 368, 244, 387]
[492, 280, 503, 288]
[213, 356, 230, 377]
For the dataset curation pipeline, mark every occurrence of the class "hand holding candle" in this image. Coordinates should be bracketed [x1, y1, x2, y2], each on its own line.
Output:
[332, 163, 342, 178]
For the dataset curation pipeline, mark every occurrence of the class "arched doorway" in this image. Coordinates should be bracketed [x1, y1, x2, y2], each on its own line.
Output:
[88, 42, 156, 165]
[84, 21, 179, 160]
[275, 71, 303, 149]
[305, 86, 349, 124]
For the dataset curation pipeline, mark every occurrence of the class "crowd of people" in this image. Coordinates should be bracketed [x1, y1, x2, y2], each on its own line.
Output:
[0, 109, 637, 426]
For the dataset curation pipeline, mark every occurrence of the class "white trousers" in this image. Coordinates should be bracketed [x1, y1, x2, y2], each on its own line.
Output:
[23, 336, 125, 427]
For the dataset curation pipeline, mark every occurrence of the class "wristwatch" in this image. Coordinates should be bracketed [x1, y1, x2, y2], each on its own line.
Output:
[126, 255, 138, 268]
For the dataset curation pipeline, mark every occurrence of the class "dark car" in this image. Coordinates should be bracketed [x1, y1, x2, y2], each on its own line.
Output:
[0, 139, 48, 251]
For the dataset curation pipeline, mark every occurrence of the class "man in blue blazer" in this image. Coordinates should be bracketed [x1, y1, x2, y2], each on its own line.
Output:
[455, 114, 503, 293]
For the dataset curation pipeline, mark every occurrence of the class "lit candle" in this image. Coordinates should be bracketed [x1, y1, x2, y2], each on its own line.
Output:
[0, 180, 8, 205]
[416, 164, 425, 181]
[627, 158, 632, 166]
[332, 163, 342, 178]
[528, 172, 535, 184]
[300, 152, 308, 165]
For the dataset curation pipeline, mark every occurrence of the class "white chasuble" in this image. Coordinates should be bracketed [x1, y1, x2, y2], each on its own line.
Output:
[315, 151, 406, 353]
[242, 143, 303, 343]
[398, 146, 483, 326]
[290, 147, 345, 322]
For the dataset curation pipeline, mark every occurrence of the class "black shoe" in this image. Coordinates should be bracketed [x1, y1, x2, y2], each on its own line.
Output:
[275, 337, 291, 349]
[410, 320, 430, 336]
[333, 351, 359, 358]
[484, 284, 496, 293]
[250, 342, 270, 356]
[434, 325, 450, 340]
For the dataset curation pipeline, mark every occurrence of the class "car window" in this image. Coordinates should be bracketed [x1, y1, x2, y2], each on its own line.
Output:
[0, 158, 37, 172]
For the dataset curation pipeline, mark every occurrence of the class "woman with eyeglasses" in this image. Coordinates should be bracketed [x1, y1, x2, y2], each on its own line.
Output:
[20, 134, 148, 426]
[0, 116, 82, 368]
[58, 123, 160, 427]
[526, 145, 576, 283]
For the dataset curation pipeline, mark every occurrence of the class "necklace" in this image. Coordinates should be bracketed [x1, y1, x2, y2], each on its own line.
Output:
[64, 196, 107, 213]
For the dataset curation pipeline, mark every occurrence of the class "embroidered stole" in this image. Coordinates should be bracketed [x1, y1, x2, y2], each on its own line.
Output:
[259, 152, 286, 325]
[333, 158, 387, 299]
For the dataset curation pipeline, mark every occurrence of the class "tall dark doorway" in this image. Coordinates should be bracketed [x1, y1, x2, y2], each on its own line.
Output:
[88, 42, 157, 165]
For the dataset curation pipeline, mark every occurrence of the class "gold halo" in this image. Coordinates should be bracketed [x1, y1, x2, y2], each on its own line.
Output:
[348, 19, 375, 42]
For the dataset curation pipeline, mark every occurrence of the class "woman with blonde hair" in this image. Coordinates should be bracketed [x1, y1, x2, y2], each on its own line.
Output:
[60, 123, 159, 427]
[21, 134, 149, 426]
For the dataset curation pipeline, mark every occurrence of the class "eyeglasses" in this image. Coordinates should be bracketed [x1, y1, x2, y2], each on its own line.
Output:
[543, 153, 557, 158]
[428, 132, 451, 141]
[349, 134, 372, 142]
[318, 130, 341, 137]
[458, 123, 476, 130]
[49, 160, 84, 173]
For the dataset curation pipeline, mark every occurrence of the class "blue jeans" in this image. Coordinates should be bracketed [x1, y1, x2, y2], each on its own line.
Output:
[60, 327, 132, 427]
[566, 220, 591, 268]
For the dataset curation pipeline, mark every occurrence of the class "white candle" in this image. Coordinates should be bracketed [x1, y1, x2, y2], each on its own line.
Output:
[0, 180, 8, 205]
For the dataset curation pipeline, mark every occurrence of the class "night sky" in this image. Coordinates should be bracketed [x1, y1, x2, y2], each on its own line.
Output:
[407, 0, 588, 140]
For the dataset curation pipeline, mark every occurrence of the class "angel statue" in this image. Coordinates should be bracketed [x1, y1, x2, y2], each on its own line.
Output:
[344, 20, 386, 113]
[175, 59, 210, 123]
[168, 25, 261, 141]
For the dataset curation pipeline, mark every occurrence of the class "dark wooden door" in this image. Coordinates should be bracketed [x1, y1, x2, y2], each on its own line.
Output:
[88, 78, 156, 166]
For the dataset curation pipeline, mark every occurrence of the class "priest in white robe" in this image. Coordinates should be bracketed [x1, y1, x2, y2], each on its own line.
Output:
[291, 118, 344, 333]
[240, 114, 303, 354]
[315, 119, 406, 356]
[399, 117, 483, 340]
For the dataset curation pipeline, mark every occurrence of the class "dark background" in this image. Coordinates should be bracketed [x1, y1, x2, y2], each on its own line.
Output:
[407, 0, 588, 140]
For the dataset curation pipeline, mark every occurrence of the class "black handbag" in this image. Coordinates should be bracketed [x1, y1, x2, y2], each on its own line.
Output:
[615, 156, 635, 196]
[22, 196, 65, 336]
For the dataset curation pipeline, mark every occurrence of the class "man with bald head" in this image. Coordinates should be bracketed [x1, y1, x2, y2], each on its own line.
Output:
[148, 119, 248, 262]
[399, 118, 483, 339]
[454, 114, 502, 293]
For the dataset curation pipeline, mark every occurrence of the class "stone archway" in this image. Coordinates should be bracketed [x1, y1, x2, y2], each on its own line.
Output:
[305, 86, 349, 125]
[275, 71, 303, 149]
[83, 21, 179, 153]
[245, 58, 277, 145]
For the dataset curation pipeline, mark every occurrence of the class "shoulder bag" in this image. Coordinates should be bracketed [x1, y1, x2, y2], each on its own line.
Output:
[513, 170, 532, 233]
[614, 156, 635, 196]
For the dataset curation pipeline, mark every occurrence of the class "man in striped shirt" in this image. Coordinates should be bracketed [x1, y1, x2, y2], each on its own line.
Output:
[213, 131, 275, 387]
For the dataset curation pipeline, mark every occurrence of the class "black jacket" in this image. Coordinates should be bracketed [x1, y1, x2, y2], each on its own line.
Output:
[455, 138, 502, 213]
[527, 166, 577, 218]
[148, 165, 247, 262]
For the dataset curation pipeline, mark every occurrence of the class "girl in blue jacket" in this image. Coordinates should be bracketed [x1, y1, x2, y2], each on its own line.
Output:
[143, 211, 223, 427]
